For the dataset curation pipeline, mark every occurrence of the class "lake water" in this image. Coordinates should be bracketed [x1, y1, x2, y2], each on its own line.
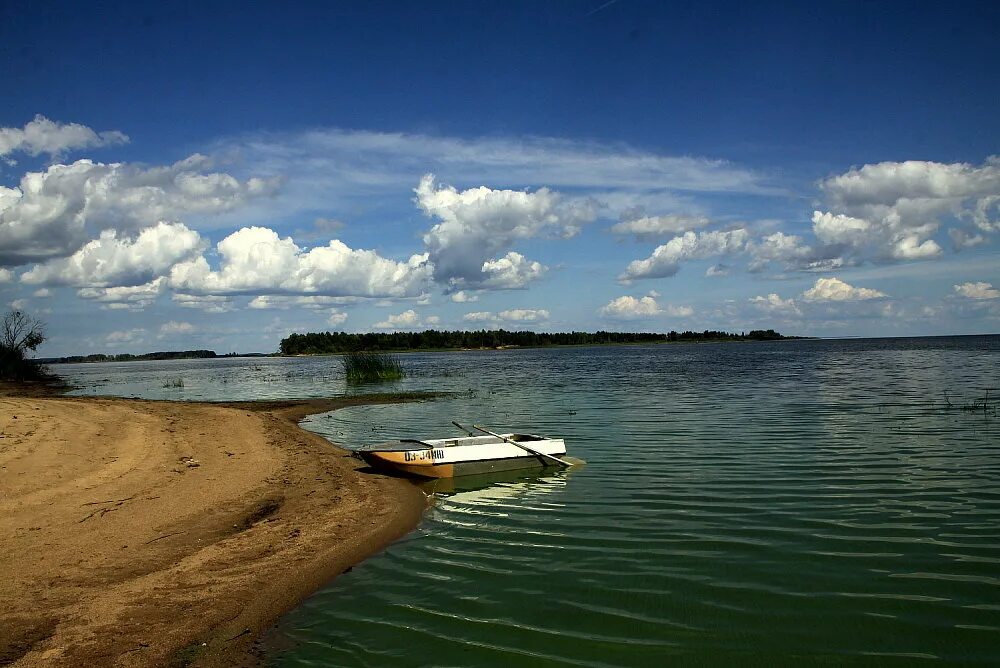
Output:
[57, 336, 1000, 665]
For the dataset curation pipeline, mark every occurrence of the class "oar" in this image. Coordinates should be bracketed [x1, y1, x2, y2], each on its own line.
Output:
[452, 420, 474, 436]
[471, 424, 570, 468]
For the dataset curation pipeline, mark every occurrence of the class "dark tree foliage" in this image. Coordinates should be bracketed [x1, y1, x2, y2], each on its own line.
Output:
[279, 329, 793, 355]
[0, 310, 48, 380]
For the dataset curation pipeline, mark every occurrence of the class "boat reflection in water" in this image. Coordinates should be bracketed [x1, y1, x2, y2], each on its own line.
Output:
[415, 461, 584, 522]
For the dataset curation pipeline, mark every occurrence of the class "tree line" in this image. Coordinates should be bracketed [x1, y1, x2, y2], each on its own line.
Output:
[279, 329, 794, 355]
[41, 350, 222, 365]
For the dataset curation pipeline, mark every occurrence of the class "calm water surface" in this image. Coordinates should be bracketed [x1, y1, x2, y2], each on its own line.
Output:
[58, 337, 1000, 665]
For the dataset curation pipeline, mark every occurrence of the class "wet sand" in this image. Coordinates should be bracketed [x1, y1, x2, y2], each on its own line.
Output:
[0, 393, 429, 667]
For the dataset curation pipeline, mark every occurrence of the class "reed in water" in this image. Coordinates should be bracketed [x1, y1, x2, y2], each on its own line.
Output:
[341, 351, 404, 382]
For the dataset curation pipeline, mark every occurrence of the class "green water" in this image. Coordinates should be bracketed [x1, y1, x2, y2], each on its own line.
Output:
[58, 337, 1000, 665]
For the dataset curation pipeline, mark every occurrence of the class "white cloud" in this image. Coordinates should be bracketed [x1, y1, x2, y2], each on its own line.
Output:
[463, 311, 496, 323]
[664, 304, 694, 317]
[811, 211, 872, 247]
[599, 295, 661, 319]
[9, 298, 27, 310]
[169, 226, 432, 298]
[749, 293, 801, 315]
[953, 281, 1000, 300]
[21, 222, 204, 287]
[748, 231, 820, 272]
[248, 295, 358, 309]
[949, 228, 986, 249]
[0, 268, 12, 282]
[479, 252, 547, 289]
[599, 294, 691, 319]
[159, 321, 195, 336]
[327, 310, 349, 327]
[172, 293, 235, 313]
[462, 309, 549, 323]
[450, 290, 479, 303]
[498, 308, 549, 322]
[239, 129, 767, 198]
[78, 278, 166, 310]
[801, 277, 888, 302]
[105, 328, 146, 344]
[373, 309, 439, 330]
[32, 288, 51, 297]
[0, 114, 128, 158]
[619, 228, 749, 281]
[811, 158, 1000, 264]
[610, 213, 711, 240]
[416, 174, 591, 288]
[0, 155, 279, 266]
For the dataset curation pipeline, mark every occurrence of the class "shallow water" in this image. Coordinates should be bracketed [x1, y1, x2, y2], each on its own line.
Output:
[58, 337, 1000, 665]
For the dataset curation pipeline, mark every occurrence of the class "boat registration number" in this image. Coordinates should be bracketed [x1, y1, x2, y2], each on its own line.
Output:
[404, 449, 446, 462]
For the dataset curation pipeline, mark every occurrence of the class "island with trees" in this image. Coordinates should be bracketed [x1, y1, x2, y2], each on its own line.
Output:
[279, 329, 800, 355]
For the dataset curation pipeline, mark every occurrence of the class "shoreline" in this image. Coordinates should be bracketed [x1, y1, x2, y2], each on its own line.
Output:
[0, 388, 437, 667]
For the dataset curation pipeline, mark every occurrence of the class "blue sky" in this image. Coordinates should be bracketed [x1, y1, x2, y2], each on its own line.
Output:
[1, 0, 998, 355]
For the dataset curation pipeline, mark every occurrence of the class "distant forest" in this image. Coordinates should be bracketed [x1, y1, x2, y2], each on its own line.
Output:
[43, 350, 239, 364]
[279, 329, 796, 355]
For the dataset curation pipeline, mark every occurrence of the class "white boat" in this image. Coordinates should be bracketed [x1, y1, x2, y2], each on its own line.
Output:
[355, 431, 568, 479]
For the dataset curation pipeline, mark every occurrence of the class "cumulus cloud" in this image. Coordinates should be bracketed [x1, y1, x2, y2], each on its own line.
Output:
[749, 293, 802, 315]
[77, 278, 166, 310]
[598, 294, 691, 319]
[171, 293, 235, 313]
[599, 295, 661, 319]
[0, 268, 12, 282]
[450, 290, 479, 303]
[610, 213, 711, 240]
[953, 281, 999, 300]
[416, 174, 592, 289]
[0, 155, 279, 266]
[462, 309, 549, 324]
[811, 158, 1000, 264]
[462, 311, 496, 323]
[747, 231, 821, 272]
[499, 308, 549, 322]
[327, 310, 348, 327]
[479, 252, 547, 289]
[801, 277, 888, 302]
[0, 114, 128, 159]
[619, 228, 749, 282]
[21, 222, 204, 287]
[373, 309, 440, 330]
[159, 321, 195, 336]
[665, 304, 694, 317]
[169, 226, 432, 298]
[105, 328, 146, 344]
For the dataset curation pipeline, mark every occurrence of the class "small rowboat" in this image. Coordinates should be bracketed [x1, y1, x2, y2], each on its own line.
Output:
[356, 430, 568, 479]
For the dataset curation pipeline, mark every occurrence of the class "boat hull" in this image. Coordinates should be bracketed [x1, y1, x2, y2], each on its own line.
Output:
[356, 434, 567, 479]
[359, 451, 564, 479]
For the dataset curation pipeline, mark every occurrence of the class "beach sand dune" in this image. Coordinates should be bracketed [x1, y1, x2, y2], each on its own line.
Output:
[0, 396, 425, 667]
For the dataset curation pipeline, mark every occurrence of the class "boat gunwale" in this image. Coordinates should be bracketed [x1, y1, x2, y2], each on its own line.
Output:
[356, 433, 556, 453]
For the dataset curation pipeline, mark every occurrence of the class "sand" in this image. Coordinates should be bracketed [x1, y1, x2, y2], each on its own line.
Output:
[0, 394, 428, 667]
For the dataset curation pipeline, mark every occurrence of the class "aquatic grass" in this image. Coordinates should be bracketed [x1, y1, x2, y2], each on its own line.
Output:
[162, 378, 185, 388]
[341, 351, 405, 383]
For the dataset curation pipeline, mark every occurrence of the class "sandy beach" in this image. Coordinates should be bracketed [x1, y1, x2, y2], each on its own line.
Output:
[0, 393, 428, 667]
